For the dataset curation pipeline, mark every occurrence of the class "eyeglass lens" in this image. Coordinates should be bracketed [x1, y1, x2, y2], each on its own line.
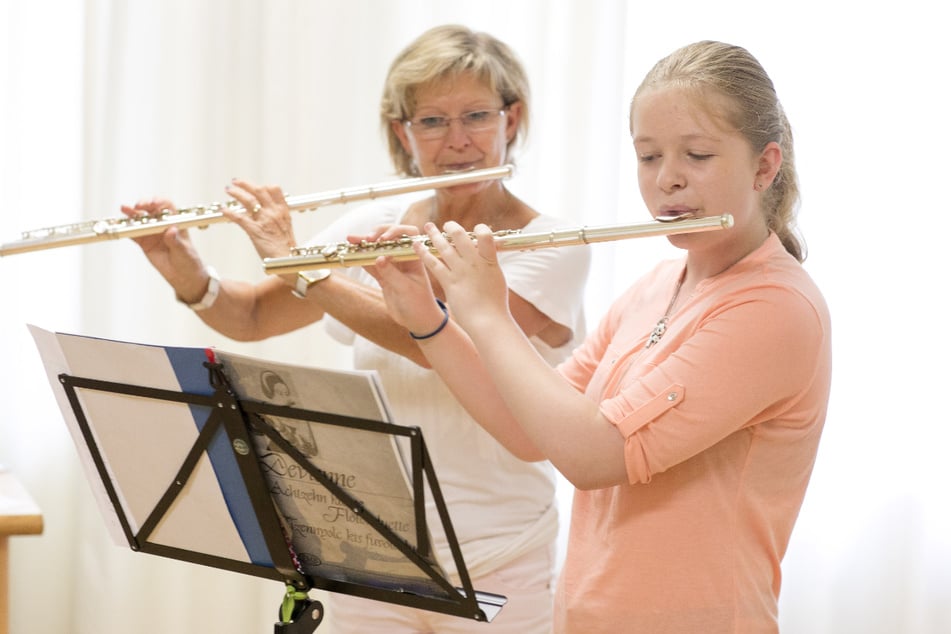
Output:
[406, 110, 506, 139]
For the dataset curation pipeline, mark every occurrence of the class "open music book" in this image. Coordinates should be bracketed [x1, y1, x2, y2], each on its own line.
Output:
[29, 325, 504, 622]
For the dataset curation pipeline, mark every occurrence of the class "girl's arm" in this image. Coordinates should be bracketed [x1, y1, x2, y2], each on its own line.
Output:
[371, 222, 629, 489]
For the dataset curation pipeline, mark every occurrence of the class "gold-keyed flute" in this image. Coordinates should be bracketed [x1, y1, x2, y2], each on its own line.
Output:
[0, 165, 514, 257]
[262, 213, 734, 275]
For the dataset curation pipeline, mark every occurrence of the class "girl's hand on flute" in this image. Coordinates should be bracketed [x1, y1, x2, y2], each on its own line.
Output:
[364, 224, 447, 338]
[415, 220, 511, 337]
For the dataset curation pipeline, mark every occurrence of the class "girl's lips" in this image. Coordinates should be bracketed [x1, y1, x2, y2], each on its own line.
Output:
[656, 210, 696, 222]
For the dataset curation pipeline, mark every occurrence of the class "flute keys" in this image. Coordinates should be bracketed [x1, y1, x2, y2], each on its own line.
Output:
[321, 244, 343, 259]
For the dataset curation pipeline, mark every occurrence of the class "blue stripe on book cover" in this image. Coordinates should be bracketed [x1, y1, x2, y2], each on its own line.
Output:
[165, 346, 273, 567]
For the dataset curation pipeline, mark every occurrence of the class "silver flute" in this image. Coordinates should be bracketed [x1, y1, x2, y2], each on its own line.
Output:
[0, 165, 514, 257]
[262, 213, 735, 275]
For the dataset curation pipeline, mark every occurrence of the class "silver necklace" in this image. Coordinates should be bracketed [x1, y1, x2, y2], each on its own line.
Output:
[645, 273, 685, 349]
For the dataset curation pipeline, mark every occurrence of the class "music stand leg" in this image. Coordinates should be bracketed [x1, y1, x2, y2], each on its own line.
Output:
[273, 585, 324, 634]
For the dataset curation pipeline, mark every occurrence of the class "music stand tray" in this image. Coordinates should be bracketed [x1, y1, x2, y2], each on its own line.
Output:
[29, 326, 505, 632]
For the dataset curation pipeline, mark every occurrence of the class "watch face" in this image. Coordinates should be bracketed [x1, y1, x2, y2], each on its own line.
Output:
[303, 269, 331, 285]
[293, 269, 330, 299]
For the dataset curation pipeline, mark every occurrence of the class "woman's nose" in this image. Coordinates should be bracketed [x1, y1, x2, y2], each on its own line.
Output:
[443, 118, 472, 147]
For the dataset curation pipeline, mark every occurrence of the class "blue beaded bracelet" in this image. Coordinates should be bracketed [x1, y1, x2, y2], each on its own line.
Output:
[409, 299, 449, 340]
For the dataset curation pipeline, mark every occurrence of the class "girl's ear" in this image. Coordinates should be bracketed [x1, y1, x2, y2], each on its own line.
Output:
[755, 141, 783, 189]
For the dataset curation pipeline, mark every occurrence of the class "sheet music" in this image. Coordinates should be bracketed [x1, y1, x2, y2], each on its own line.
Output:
[29, 326, 450, 597]
[215, 351, 448, 595]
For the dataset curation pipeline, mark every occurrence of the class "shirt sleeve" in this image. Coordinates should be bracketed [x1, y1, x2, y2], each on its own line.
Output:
[498, 215, 591, 338]
[603, 286, 829, 484]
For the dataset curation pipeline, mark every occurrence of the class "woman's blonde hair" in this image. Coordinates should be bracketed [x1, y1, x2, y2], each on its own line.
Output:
[380, 25, 530, 176]
[632, 41, 806, 262]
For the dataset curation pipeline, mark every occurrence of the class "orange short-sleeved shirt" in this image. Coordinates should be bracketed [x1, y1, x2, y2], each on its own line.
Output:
[556, 233, 831, 633]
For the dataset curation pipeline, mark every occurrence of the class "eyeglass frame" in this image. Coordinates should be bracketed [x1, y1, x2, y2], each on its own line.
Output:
[402, 105, 511, 140]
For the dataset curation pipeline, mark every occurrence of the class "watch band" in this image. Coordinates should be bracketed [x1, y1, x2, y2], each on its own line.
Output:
[291, 269, 331, 299]
[186, 266, 220, 311]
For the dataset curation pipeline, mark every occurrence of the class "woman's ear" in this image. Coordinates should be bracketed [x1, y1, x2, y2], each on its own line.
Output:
[392, 119, 413, 155]
[755, 141, 783, 189]
[504, 101, 523, 143]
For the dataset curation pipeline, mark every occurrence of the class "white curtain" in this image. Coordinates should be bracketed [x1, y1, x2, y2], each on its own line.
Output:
[2, 1, 949, 632]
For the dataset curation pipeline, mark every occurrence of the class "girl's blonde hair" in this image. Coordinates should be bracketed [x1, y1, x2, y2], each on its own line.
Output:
[632, 41, 805, 262]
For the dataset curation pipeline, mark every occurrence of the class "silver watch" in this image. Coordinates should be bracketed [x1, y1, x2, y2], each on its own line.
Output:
[291, 269, 331, 299]
[186, 266, 220, 311]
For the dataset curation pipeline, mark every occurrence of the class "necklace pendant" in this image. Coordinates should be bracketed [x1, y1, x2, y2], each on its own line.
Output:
[645, 317, 669, 349]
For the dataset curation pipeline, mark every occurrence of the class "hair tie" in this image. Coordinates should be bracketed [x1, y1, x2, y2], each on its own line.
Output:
[410, 299, 449, 340]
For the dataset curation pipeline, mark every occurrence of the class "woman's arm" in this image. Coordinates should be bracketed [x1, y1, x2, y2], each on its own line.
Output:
[123, 188, 564, 365]
[120, 195, 326, 341]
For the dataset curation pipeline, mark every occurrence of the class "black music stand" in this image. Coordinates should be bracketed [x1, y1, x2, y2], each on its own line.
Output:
[38, 333, 505, 633]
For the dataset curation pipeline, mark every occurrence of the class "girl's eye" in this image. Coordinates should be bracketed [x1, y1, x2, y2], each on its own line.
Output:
[637, 154, 658, 163]
[688, 153, 713, 160]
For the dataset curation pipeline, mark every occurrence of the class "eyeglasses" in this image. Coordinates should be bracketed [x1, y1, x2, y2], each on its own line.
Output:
[404, 108, 507, 140]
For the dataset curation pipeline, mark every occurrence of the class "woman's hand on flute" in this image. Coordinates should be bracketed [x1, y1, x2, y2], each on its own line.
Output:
[119, 197, 210, 302]
[223, 179, 298, 260]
